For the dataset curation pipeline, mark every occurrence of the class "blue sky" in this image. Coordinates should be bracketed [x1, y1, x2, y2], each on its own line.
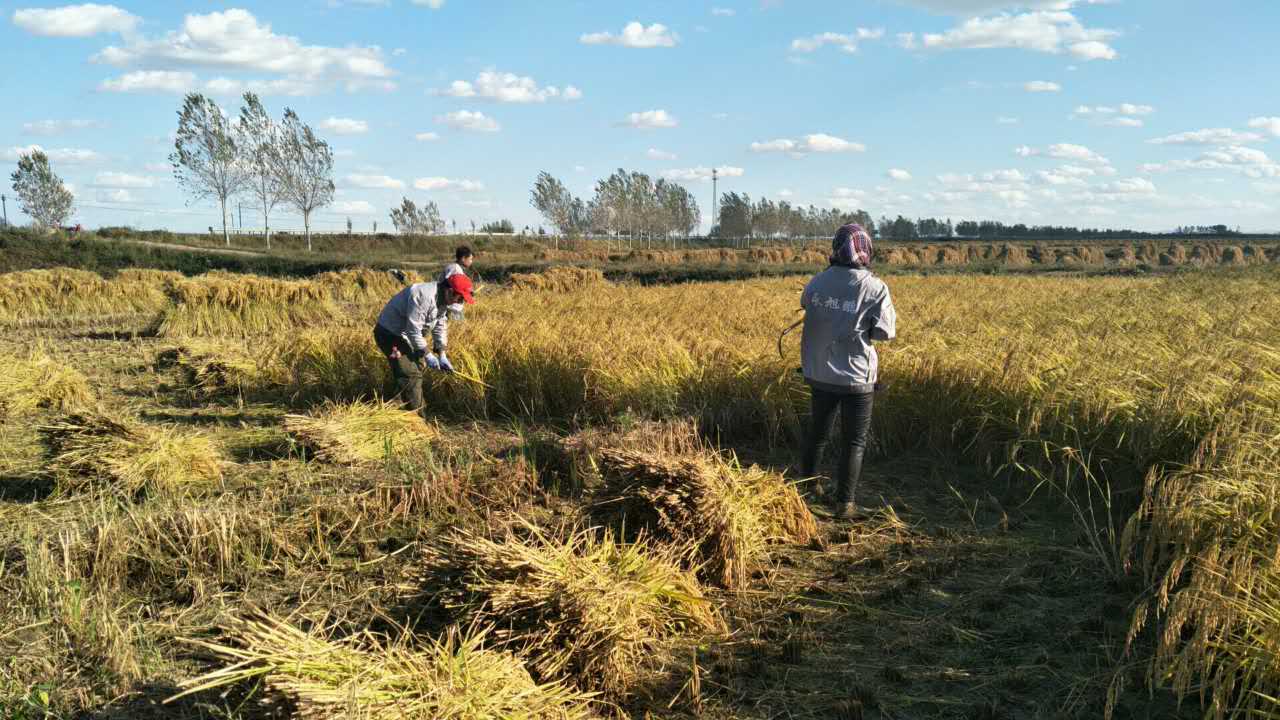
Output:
[2, 0, 1279, 234]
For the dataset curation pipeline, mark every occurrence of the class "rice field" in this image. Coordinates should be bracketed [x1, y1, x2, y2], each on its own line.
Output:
[0, 263, 1277, 719]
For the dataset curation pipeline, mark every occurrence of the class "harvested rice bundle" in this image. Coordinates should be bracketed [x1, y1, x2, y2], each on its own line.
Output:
[40, 412, 224, 495]
[313, 267, 421, 304]
[155, 342, 260, 399]
[283, 400, 436, 465]
[420, 522, 723, 698]
[0, 351, 93, 415]
[154, 272, 339, 337]
[173, 614, 597, 720]
[510, 266, 608, 292]
[0, 267, 170, 324]
[593, 447, 817, 588]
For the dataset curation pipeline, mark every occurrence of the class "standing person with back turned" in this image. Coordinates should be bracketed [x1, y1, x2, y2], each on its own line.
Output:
[799, 223, 897, 520]
[373, 273, 475, 416]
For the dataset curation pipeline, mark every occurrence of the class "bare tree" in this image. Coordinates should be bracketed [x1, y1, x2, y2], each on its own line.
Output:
[10, 150, 74, 230]
[171, 93, 250, 247]
[275, 108, 335, 252]
[238, 92, 284, 251]
[389, 197, 443, 235]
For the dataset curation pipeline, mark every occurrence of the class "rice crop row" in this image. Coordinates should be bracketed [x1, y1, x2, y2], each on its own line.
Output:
[0, 267, 177, 326]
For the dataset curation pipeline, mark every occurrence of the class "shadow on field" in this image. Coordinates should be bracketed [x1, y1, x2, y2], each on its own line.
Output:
[85, 679, 295, 720]
[688, 452, 1193, 720]
[0, 472, 54, 503]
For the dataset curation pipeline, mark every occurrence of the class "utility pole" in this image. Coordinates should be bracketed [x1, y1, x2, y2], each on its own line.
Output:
[238, 203, 243, 234]
[711, 167, 718, 244]
[1, 194, 7, 228]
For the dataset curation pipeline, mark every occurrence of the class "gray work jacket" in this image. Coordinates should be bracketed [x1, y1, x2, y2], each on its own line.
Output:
[800, 266, 897, 394]
[376, 282, 448, 353]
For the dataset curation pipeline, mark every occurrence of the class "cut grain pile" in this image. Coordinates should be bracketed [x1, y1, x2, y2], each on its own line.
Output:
[174, 614, 597, 720]
[997, 244, 1030, 266]
[40, 412, 224, 495]
[154, 272, 339, 337]
[0, 267, 170, 325]
[265, 327, 390, 404]
[1220, 245, 1246, 265]
[591, 446, 818, 588]
[0, 350, 93, 415]
[313, 267, 421, 304]
[283, 400, 436, 465]
[510, 266, 608, 292]
[155, 341, 261, 399]
[419, 522, 723, 698]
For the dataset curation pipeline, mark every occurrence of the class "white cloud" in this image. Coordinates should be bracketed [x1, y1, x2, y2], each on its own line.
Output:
[1101, 117, 1143, 128]
[92, 9, 395, 95]
[13, 3, 139, 37]
[791, 28, 885, 53]
[887, 168, 913, 181]
[778, 188, 794, 198]
[1247, 117, 1280, 137]
[1119, 103, 1155, 116]
[99, 70, 197, 93]
[414, 132, 440, 142]
[573, 165, 586, 173]
[414, 177, 485, 192]
[661, 166, 745, 182]
[1048, 143, 1110, 164]
[1148, 128, 1265, 146]
[711, 7, 735, 16]
[92, 171, 153, 188]
[1097, 177, 1157, 196]
[920, 10, 1118, 61]
[996, 116, 1020, 124]
[333, 200, 377, 214]
[750, 133, 865, 154]
[621, 110, 678, 129]
[22, 119, 103, 136]
[96, 188, 136, 203]
[3, 144, 103, 164]
[410, 0, 445, 7]
[144, 162, 170, 172]
[1037, 169, 1087, 186]
[436, 110, 500, 132]
[321, 117, 369, 135]
[441, 70, 581, 103]
[647, 148, 678, 161]
[1140, 146, 1280, 179]
[581, 22, 678, 48]
[344, 174, 403, 189]
[1254, 183, 1280, 194]
[1025, 80, 1061, 93]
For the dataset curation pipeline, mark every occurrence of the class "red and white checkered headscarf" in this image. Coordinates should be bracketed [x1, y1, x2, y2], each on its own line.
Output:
[831, 223, 873, 267]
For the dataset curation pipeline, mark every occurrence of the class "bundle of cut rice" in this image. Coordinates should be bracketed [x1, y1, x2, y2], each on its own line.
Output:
[510, 267, 608, 293]
[155, 342, 261, 399]
[593, 447, 817, 589]
[419, 521, 723, 698]
[172, 613, 598, 720]
[283, 400, 436, 465]
[40, 412, 224, 495]
[0, 351, 93, 416]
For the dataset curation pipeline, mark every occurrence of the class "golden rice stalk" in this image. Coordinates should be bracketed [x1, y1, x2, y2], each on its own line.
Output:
[510, 266, 608, 292]
[0, 351, 93, 416]
[593, 446, 818, 589]
[40, 412, 224, 495]
[283, 400, 436, 465]
[419, 521, 723, 699]
[0, 267, 170, 325]
[172, 614, 598, 720]
[154, 272, 340, 337]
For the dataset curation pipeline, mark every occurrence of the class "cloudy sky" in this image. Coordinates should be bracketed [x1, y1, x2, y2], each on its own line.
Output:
[2, 0, 1278, 233]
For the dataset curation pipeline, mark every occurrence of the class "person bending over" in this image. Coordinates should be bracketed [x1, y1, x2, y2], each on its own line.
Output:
[372, 273, 475, 415]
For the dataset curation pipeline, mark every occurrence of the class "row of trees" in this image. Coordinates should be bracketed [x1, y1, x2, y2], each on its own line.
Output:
[715, 193, 874, 242]
[530, 169, 701, 248]
[171, 92, 335, 250]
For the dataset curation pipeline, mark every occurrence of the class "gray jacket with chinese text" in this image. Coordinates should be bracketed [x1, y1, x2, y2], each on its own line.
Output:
[800, 267, 896, 394]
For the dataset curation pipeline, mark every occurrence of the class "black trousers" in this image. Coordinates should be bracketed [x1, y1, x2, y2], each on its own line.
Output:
[800, 388, 875, 504]
[373, 325, 425, 414]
